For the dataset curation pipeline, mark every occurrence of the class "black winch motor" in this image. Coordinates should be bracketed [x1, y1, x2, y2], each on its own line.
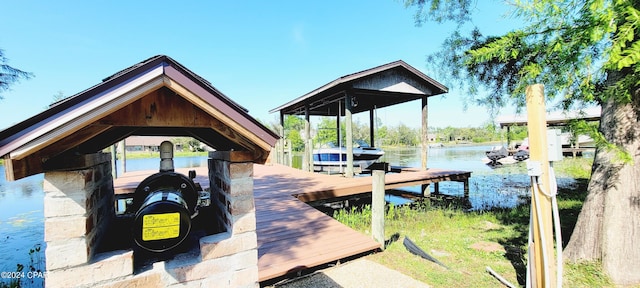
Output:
[116, 141, 210, 253]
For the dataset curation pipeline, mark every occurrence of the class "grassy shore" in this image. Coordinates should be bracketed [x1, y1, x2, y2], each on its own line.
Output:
[333, 157, 636, 288]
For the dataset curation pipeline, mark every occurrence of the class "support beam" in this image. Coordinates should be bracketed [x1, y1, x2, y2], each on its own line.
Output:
[303, 105, 311, 172]
[526, 84, 555, 287]
[421, 96, 429, 170]
[118, 140, 126, 174]
[371, 164, 386, 250]
[345, 95, 354, 178]
[369, 108, 375, 147]
[279, 112, 285, 165]
[421, 184, 430, 197]
[110, 145, 117, 179]
[336, 102, 342, 174]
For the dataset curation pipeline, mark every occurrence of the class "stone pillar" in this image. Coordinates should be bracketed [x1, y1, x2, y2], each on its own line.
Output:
[198, 150, 259, 287]
[44, 153, 134, 287]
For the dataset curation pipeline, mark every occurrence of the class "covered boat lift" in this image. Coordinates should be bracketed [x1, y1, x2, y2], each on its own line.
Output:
[495, 107, 601, 156]
[270, 60, 448, 177]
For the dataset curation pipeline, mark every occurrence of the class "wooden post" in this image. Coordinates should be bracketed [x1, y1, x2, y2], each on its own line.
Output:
[421, 96, 429, 170]
[420, 96, 430, 196]
[279, 112, 285, 165]
[526, 84, 555, 287]
[369, 108, 375, 147]
[303, 105, 311, 172]
[345, 95, 354, 178]
[573, 130, 579, 158]
[287, 139, 293, 167]
[110, 145, 117, 179]
[463, 180, 469, 198]
[308, 139, 314, 172]
[421, 184, 430, 197]
[371, 163, 387, 250]
[118, 139, 126, 174]
[337, 101, 343, 174]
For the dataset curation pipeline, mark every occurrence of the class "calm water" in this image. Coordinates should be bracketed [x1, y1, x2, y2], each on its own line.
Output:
[382, 145, 536, 208]
[0, 148, 580, 282]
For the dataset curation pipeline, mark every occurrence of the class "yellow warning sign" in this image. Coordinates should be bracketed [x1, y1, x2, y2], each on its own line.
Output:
[142, 212, 180, 241]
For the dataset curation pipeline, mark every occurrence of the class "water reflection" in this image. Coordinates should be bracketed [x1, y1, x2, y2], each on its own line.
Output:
[0, 166, 44, 279]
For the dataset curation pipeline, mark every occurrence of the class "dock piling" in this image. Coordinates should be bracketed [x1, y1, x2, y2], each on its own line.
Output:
[371, 163, 387, 250]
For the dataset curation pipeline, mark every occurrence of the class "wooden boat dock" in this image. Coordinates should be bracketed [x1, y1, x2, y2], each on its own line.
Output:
[113, 164, 471, 282]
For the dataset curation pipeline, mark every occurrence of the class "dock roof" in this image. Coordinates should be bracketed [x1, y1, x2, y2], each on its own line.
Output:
[495, 107, 601, 128]
[0, 55, 279, 180]
[269, 60, 448, 116]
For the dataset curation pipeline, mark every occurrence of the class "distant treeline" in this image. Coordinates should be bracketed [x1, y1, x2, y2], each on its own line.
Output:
[267, 115, 528, 151]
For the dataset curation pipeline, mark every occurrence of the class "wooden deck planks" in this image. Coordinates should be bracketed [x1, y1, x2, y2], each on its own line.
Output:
[252, 164, 381, 281]
[112, 163, 471, 283]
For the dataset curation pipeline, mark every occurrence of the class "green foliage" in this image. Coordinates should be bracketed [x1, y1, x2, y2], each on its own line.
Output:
[571, 119, 633, 162]
[564, 261, 615, 287]
[330, 176, 623, 287]
[314, 117, 339, 146]
[553, 156, 595, 180]
[408, 0, 640, 108]
[287, 129, 305, 151]
[169, 137, 205, 152]
[283, 115, 306, 151]
[0, 49, 34, 100]
[0, 244, 44, 288]
[406, 0, 640, 165]
[308, 115, 515, 148]
[607, 2, 640, 71]
[506, 125, 528, 141]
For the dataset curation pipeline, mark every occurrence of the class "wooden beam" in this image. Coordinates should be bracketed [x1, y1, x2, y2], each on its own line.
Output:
[165, 78, 273, 154]
[98, 89, 218, 127]
[526, 84, 555, 287]
[369, 108, 375, 147]
[3, 155, 44, 181]
[336, 101, 342, 174]
[303, 105, 311, 172]
[279, 111, 285, 165]
[43, 152, 111, 172]
[99, 88, 262, 158]
[209, 150, 256, 163]
[371, 167, 385, 250]
[3, 155, 15, 182]
[345, 95, 354, 178]
[421, 96, 428, 170]
[4, 124, 113, 180]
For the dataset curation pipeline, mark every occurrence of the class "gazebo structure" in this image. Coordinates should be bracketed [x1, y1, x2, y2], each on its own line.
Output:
[0, 55, 279, 287]
[270, 60, 448, 177]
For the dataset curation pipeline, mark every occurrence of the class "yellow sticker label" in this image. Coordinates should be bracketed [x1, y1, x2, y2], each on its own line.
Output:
[142, 213, 180, 241]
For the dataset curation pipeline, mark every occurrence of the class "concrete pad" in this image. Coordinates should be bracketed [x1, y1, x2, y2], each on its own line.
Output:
[274, 258, 429, 288]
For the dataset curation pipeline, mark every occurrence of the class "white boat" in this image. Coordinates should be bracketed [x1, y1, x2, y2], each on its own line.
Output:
[313, 140, 384, 173]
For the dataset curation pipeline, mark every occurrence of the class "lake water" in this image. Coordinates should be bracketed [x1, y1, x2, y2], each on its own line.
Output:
[0, 146, 581, 284]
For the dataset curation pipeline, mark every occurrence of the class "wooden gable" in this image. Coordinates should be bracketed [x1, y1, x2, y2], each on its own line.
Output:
[270, 60, 447, 116]
[0, 55, 279, 181]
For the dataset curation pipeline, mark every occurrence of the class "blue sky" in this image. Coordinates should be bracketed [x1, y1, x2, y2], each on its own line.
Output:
[0, 1, 520, 131]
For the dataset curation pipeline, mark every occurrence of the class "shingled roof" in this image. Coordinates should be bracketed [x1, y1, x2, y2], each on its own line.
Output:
[270, 60, 448, 116]
[0, 55, 279, 180]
